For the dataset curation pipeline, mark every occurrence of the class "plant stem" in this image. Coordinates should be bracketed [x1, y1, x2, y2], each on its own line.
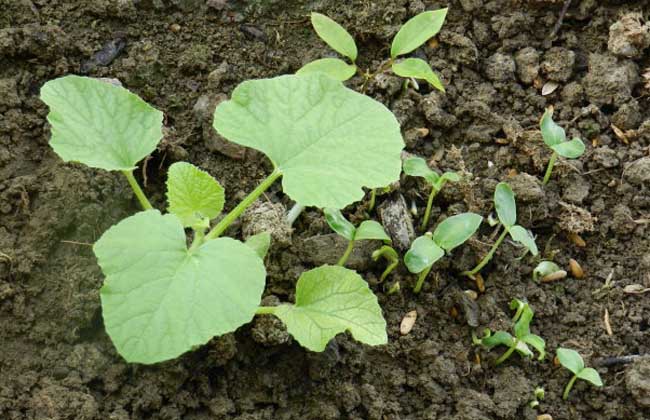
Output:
[495, 341, 518, 365]
[188, 229, 205, 253]
[205, 169, 282, 240]
[122, 170, 153, 210]
[413, 265, 433, 294]
[543, 152, 557, 185]
[338, 240, 355, 266]
[286, 203, 305, 226]
[360, 58, 394, 94]
[380, 259, 398, 282]
[368, 189, 377, 212]
[463, 228, 509, 277]
[563, 374, 578, 400]
[420, 188, 439, 231]
[256, 306, 277, 315]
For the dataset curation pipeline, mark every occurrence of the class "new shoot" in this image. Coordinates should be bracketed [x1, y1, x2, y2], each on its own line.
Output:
[556, 348, 603, 400]
[372, 245, 399, 282]
[540, 108, 585, 185]
[324, 208, 391, 266]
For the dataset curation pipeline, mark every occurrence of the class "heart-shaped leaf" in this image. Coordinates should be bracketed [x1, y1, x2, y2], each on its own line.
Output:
[509, 225, 538, 256]
[551, 138, 585, 159]
[494, 182, 516, 227]
[404, 235, 444, 273]
[391, 9, 448, 58]
[213, 74, 404, 209]
[432, 213, 483, 251]
[272, 265, 387, 351]
[391, 58, 444, 91]
[311, 13, 358, 61]
[324, 208, 356, 240]
[40, 75, 163, 171]
[95, 210, 266, 364]
[556, 348, 584, 375]
[355, 220, 390, 242]
[166, 162, 225, 228]
[297, 58, 357, 81]
[540, 108, 565, 147]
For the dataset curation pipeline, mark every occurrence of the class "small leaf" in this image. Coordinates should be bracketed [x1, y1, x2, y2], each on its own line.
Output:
[167, 162, 225, 227]
[533, 261, 561, 282]
[521, 334, 546, 360]
[509, 225, 539, 256]
[213, 74, 404, 209]
[245, 232, 271, 259]
[402, 156, 439, 185]
[556, 348, 585, 375]
[481, 330, 514, 349]
[433, 171, 460, 191]
[324, 208, 356, 240]
[273, 265, 387, 352]
[432, 213, 483, 251]
[404, 235, 444, 273]
[297, 58, 357, 81]
[40, 75, 163, 171]
[95, 210, 266, 364]
[540, 108, 566, 147]
[577, 368, 603, 387]
[355, 220, 391, 242]
[551, 138, 585, 159]
[494, 182, 516, 227]
[514, 340, 534, 357]
[390, 8, 448, 58]
[311, 13, 358, 61]
[513, 304, 534, 338]
[391, 58, 444, 91]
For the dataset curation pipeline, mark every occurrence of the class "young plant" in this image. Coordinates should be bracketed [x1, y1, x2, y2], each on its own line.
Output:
[299, 9, 447, 92]
[324, 208, 391, 266]
[372, 245, 399, 282]
[556, 348, 603, 400]
[402, 156, 460, 231]
[40, 73, 404, 364]
[540, 108, 585, 185]
[532, 260, 567, 283]
[529, 387, 545, 409]
[464, 182, 538, 277]
[473, 299, 546, 365]
[404, 213, 482, 293]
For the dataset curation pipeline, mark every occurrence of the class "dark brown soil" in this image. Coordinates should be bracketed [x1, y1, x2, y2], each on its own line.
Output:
[2, 0, 650, 419]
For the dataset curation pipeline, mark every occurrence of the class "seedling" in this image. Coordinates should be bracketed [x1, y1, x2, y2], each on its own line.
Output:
[403, 156, 460, 231]
[529, 387, 545, 408]
[324, 208, 391, 266]
[372, 245, 399, 282]
[533, 260, 566, 283]
[40, 74, 403, 363]
[300, 9, 447, 92]
[404, 213, 482, 293]
[473, 299, 546, 365]
[556, 348, 603, 400]
[464, 182, 538, 277]
[540, 108, 585, 185]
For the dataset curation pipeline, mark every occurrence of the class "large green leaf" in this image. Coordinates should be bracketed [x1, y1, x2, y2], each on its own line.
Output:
[245, 232, 271, 259]
[404, 235, 444, 273]
[272, 265, 387, 351]
[390, 9, 448, 58]
[494, 182, 516, 227]
[551, 138, 585, 159]
[40, 75, 163, 171]
[431, 213, 482, 251]
[556, 348, 584, 375]
[297, 58, 357, 81]
[311, 13, 358, 61]
[391, 58, 444, 91]
[355, 220, 390, 242]
[95, 210, 266, 364]
[166, 162, 225, 228]
[403, 156, 439, 185]
[213, 74, 404, 209]
[540, 108, 565, 147]
[324, 208, 356, 240]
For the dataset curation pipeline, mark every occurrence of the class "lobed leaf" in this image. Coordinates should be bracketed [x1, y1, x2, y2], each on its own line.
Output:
[390, 8, 448, 58]
[355, 220, 391, 242]
[297, 58, 357, 81]
[494, 182, 516, 227]
[391, 58, 444, 91]
[540, 108, 566, 147]
[551, 138, 585, 159]
[404, 235, 444, 273]
[245, 232, 271, 259]
[273, 265, 387, 352]
[311, 13, 358, 61]
[95, 210, 266, 364]
[324, 208, 356, 240]
[556, 348, 585, 375]
[213, 74, 404, 209]
[403, 156, 439, 185]
[40, 75, 163, 171]
[509, 225, 539, 256]
[166, 162, 225, 228]
[432, 213, 482, 251]
[577, 368, 603, 386]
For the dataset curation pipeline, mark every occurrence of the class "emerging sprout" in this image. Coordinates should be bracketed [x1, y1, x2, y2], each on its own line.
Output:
[324, 208, 391, 266]
[464, 182, 538, 277]
[473, 299, 546, 365]
[529, 387, 545, 409]
[533, 260, 567, 283]
[404, 213, 482, 293]
[372, 245, 399, 282]
[540, 108, 585, 185]
[556, 348, 603, 400]
[402, 156, 460, 231]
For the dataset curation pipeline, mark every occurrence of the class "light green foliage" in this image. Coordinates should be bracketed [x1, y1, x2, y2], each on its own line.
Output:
[268, 265, 387, 351]
[533, 261, 561, 282]
[297, 58, 357, 81]
[310, 13, 358, 62]
[494, 182, 538, 255]
[391, 58, 444, 91]
[166, 162, 224, 228]
[390, 9, 448, 58]
[324, 208, 390, 266]
[245, 232, 271, 259]
[404, 235, 444, 274]
[356, 220, 391, 241]
[557, 348, 603, 400]
[324, 208, 356, 240]
[372, 245, 399, 282]
[95, 210, 266, 364]
[40, 76, 163, 171]
[540, 108, 585, 184]
[213, 74, 404, 209]
[473, 298, 546, 365]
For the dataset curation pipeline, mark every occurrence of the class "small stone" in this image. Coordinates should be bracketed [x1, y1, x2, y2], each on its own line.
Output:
[508, 173, 544, 203]
[611, 100, 642, 130]
[170, 23, 181, 32]
[608, 13, 650, 59]
[440, 32, 478, 65]
[241, 201, 292, 247]
[177, 44, 212, 72]
[583, 53, 639, 106]
[626, 359, 650, 407]
[541, 47, 575, 82]
[193, 94, 247, 159]
[559, 202, 595, 234]
[300, 234, 377, 271]
[0, 78, 21, 111]
[485, 53, 515, 81]
[420, 91, 457, 128]
[514, 47, 540, 85]
[400, 310, 417, 335]
[592, 146, 620, 169]
[561, 82, 584, 105]
[625, 157, 650, 185]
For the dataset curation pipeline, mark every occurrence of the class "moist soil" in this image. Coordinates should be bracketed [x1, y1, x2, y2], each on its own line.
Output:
[2, 0, 650, 419]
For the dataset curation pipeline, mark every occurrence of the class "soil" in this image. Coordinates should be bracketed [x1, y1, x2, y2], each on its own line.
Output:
[2, 0, 650, 419]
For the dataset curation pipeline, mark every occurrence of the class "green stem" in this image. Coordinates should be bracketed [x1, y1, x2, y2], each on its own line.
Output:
[463, 228, 509, 277]
[338, 240, 355, 266]
[188, 229, 205, 253]
[380, 259, 398, 282]
[368, 189, 377, 212]
[360, 58, 394, 94]
[256, 306, 277, 315]
[205, 169, 282, 240]
[420, 188, 438, 231]
[563, 374, 578, 400]
[122, 170, 153, 210]
[413, 265, 433, 294]
[495, 341, 518, 365]
[543, 152, 557, 185]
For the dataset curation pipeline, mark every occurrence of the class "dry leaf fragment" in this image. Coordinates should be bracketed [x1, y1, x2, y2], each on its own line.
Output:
[623, 284, 650, 294]
[604, 309, 613, 336]
[568, 233, 586, 247]
[611, 124, 629, 144]
[569, 258, 584, 279]
[542, 81, 559, 95]
[541, 270, 567, 283]
[400, 310, 417, 335]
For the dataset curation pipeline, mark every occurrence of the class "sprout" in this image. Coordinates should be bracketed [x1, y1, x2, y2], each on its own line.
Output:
[372, 245, 400, 282]
[556, 348, 603, 400]
[540, 108, 585, 185]
[324, 208, 391, 266]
